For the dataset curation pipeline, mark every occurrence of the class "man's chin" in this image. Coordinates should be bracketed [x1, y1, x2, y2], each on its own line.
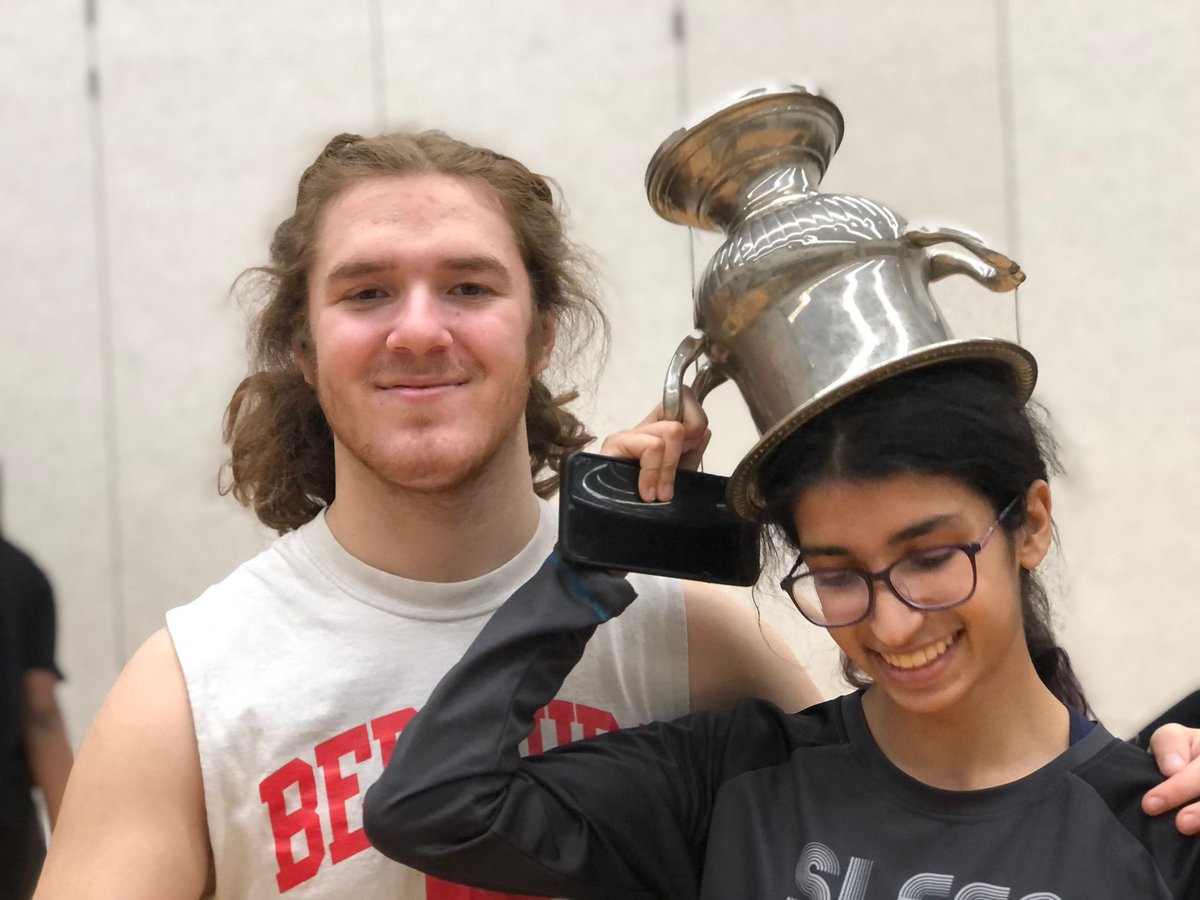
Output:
[381, 469, 476, 496]
[332, 420, 526, 498]
[365, 449, 495, 497]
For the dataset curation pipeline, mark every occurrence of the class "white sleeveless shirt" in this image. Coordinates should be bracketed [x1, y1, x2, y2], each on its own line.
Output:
[166, 499, 689, 899]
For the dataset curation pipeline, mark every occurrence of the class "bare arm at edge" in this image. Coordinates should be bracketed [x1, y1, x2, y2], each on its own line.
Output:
[683, 580, 822, 714]
[34, 628, 215, 900]
[21, 669, 73, 828]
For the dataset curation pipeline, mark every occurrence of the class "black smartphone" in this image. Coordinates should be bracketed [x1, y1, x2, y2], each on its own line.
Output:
[557, 451, 762, 586]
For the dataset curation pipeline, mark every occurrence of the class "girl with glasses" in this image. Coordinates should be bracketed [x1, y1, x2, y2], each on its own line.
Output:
[363, 360, 1199, 898]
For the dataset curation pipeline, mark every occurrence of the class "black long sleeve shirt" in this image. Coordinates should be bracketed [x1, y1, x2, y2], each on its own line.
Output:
[363, 554, 1200, 899]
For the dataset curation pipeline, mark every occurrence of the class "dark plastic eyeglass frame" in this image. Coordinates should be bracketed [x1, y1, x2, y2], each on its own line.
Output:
[780, 495, 1024, 628]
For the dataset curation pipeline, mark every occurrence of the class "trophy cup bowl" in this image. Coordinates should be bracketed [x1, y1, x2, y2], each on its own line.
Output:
[646, 85, 1035, 519]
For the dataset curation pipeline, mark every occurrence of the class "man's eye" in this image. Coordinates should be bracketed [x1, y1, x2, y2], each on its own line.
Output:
[346, 288, 386, 303]
[451, 282, 492, 298]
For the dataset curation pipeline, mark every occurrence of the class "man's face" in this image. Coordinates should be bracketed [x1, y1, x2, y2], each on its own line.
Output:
[301, 174, 554, 497]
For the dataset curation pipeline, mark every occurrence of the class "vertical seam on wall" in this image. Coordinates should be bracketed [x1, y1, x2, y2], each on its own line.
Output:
[995, 0, 1023, 344]
[671, 1, 697, 292]
[369, 0, 387, 133]
[84, 0, 127, 666]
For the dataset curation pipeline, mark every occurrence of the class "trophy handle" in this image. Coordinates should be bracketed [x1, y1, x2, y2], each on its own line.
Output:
[903, 225, 1025, 293]
[662, 329, 729, 422]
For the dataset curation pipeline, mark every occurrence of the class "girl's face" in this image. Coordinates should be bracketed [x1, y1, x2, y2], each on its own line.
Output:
[789, 473, 1052, 718]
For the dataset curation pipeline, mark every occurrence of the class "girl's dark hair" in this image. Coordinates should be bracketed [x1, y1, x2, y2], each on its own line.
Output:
[758, 360, 1090, 715]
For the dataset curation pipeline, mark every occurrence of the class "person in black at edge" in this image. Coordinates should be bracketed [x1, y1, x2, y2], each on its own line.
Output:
[1141, 691, 1200, 751]
[0, 512, 73, 899]
[362, 360, 1200, 898]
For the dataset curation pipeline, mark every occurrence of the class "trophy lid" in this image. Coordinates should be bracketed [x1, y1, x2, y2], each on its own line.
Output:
[645, 85, 844, 233]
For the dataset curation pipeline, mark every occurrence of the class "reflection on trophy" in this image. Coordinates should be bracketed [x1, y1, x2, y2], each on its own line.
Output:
[645, 86, 1035, 519]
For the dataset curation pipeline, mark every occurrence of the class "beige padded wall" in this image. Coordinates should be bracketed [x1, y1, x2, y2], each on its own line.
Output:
[1008, 0, 1200, 735]
[1, 0, 1195, 744]
[0, 0, 119, 737]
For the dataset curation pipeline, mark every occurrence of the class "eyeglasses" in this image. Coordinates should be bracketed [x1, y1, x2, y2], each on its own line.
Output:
[780, 496, 1023, 628]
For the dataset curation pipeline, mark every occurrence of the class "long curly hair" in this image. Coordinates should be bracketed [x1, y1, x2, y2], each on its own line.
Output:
[221, 131, 607, 533]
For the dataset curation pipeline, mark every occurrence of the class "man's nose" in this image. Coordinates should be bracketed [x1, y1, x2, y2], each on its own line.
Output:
[868, 580, 927, 647]
[385, 289, 453, 354]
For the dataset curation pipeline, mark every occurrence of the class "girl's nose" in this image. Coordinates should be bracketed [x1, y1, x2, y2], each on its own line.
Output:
[868, 582, 928, 648]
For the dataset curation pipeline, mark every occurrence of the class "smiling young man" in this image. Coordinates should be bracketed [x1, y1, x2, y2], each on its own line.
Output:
[33, 131, 1200, 900]
[303, 173, 558, 581]
[32, 131, 823, 900]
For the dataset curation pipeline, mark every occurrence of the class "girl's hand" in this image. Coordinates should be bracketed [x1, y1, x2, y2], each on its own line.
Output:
[598, 387, 711, 503]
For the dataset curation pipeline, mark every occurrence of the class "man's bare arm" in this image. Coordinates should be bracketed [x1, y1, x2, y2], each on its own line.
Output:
[683, 580, 822, 714]
[21, 669, 73, 827]
[34, 629, 214, 899]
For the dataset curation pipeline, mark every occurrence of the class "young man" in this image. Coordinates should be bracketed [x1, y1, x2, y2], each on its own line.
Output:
[34, 131, 1200, 900]
[33, 131, 818, 900]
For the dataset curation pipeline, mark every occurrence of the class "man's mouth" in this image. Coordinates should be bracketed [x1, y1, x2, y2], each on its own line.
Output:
[378, 378, 467, 391]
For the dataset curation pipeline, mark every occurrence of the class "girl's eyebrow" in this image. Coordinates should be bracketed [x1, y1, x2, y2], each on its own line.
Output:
[888, 513, 963, 545]
[800, 513, 966, 557]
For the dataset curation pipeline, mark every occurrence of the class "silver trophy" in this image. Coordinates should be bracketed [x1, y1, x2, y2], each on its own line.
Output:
[646, 86, 1036, 519]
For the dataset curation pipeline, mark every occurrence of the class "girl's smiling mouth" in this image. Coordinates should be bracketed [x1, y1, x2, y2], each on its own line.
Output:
[876, 629, 963, 671]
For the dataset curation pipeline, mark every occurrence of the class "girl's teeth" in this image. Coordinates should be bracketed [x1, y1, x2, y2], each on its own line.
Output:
[881, 634, 955, 670]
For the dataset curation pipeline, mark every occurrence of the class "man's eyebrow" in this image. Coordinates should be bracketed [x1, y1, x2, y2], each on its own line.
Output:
[325, 258, 395, 285]
[800, 514, 965, 558]
[324, 254, 512, 285]
[437, 254, 512, 278]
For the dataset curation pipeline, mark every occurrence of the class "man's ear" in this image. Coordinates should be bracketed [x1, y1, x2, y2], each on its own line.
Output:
[1017, 479, 1053, 570]
[531, 309, 556, 376]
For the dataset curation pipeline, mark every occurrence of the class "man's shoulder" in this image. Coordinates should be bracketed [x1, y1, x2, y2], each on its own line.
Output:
[582, 570, 687, 649]
[167, 525, 310, 622]
[601, 571, 688, 641]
